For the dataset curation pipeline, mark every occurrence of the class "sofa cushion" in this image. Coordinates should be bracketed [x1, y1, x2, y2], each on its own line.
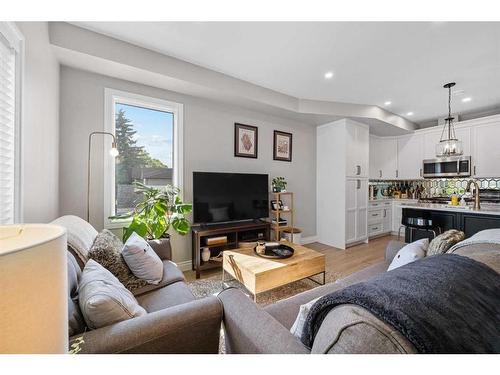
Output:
[264, 261, 389, 330]
[132, 260, 186, 296]
[427, 229, 465, 256]
[79, 260, 147, 329]
[387, 238, 428, 271]
[67, 252, 87, 336]
[311, 304, 416, 354]
[449, 243, 500, 274]
[137, 281, 195, 313]
[122, 232, 163, 284]
[88, 230, 148, 291]
[51, 215, 97, 264]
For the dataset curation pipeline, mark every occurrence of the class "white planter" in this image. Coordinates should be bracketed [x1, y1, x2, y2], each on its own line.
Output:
[283, 228, 302, 244]
[201, 247, 211, 262]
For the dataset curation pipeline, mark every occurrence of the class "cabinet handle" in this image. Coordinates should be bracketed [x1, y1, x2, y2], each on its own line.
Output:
[371, 213, 378, 217]
[357, 180, 361, 189]
[420, 168, 423, 177]
[396, 169, 399, 178]
[474, 165, 476, 175]
[383, 209, 387, 218]
[356, 165, 361, 175]
[379, 170, 382, 178]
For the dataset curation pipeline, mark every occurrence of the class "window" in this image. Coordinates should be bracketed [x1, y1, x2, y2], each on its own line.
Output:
[0, 23, 23, 224]
[104, 89, 183, 227]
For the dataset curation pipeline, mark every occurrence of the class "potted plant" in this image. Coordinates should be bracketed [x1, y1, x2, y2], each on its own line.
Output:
[272, 176, 287, 193]
[111, 182, 193, 254]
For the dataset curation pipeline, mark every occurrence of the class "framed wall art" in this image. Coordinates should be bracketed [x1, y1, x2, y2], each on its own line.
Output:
[234, 123, 258, 158]
[273, 130, 292, 162]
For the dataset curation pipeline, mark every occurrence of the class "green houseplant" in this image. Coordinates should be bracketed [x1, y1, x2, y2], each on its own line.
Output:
[112, 182, 193, 242]
[272, 176, 287, 193]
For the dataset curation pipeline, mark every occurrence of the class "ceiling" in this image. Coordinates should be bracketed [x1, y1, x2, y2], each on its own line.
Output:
[74, 22, 500, 124]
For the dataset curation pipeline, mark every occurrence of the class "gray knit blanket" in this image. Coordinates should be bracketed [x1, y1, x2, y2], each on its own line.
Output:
[301, 254, 500, 353]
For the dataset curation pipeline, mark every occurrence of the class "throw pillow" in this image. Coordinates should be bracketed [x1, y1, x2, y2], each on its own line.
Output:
[88, 230, 148, 291]
[387, 238, 428, 271]
[290, 297, 321, 339]
[78, 260, 147, 330]
[51, 215, 98, 264]
[122, 232, 164, 285]
[427, 230, 465, 256]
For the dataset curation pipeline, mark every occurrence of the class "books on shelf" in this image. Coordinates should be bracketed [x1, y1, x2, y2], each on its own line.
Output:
[272, 218, 288, 226]
[206, 236, 228, 245]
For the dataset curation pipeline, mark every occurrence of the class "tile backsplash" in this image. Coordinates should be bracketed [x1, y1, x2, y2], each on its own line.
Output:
[370, 178, 500, 198]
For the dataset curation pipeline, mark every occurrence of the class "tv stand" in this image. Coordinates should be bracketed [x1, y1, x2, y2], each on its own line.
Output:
[191, 221, 270, 279]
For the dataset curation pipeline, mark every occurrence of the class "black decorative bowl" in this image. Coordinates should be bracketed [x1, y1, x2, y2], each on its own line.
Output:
[254, 242, 295, 259]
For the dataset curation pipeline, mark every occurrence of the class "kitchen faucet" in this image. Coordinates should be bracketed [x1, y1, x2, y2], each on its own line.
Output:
[466, 179, 481, 210]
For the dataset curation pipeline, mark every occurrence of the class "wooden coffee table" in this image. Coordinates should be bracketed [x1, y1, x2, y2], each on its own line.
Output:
[222, 241, 326, 301]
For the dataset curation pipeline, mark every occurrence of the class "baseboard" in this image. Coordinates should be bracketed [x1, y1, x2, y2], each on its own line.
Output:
[301, 235, 318, 245]
[176, 260, 192, 272]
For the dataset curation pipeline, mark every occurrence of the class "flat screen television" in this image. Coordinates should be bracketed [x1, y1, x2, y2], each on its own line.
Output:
[193, 172, 269, 224]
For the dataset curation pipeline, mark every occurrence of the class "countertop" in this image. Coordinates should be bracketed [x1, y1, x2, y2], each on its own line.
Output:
[369, 198, 500, 215]
[397, 202, 500, 216]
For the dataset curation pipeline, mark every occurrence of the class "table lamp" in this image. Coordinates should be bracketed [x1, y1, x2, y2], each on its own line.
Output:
[0, 224, 68, 353]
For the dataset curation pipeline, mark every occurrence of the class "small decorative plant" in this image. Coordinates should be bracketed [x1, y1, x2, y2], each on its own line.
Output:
[111, 182, 192, 242]
[272, 177, 287, 193]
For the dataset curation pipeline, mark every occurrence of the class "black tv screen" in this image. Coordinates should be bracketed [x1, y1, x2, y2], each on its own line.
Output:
[193, 172, 269, 224]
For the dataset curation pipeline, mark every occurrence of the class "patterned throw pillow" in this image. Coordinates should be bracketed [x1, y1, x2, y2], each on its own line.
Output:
[427, 229, 465, 256]
[88, 230, 148, 291]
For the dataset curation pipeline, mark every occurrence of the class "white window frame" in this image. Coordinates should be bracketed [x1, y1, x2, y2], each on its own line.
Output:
[0, 22, 24, 223]
[104, 88, 184, 229]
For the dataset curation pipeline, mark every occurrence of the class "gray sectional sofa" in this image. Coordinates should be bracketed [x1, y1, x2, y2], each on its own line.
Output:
[57, 215, 223, 354]
[218, 239, 500, 354]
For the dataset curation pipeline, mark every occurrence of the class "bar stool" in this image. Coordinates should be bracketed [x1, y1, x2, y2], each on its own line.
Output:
[398, 216, 441, 242]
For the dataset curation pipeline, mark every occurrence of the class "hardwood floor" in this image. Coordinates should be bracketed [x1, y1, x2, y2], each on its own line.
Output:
[183, 234, 397, 282]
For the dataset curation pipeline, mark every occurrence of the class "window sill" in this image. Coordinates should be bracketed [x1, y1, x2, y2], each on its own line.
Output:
[104, 218, 132, 230]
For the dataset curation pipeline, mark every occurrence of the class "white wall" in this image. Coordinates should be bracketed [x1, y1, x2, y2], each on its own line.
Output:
[59, 66, 316, 265]
[16, 22, 60, 222]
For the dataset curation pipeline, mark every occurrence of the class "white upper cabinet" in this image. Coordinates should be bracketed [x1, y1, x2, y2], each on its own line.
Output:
[423, 127, 471, 160]
[472, 119, 500, 177]
[346, 121, 369, 178]
[370, 136, 398, 179]
[397, 134, 423, 179]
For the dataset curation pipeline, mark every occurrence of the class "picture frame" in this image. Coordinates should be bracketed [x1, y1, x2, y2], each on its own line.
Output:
[273, 130, 292, 162]
[234, 123, 258, 158]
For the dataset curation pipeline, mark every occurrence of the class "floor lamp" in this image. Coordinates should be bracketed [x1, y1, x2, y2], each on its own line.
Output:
[87, 131, 119, 222]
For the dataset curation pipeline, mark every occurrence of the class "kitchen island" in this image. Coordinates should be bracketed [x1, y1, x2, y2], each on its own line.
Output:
[400, 202, 500, 240]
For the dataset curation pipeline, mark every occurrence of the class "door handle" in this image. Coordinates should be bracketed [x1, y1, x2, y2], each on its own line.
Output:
[356, 180, 361, 189]
[356, 165, 361, 175]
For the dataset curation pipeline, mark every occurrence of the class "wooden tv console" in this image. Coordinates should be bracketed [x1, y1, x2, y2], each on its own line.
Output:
[191, 220, 270, 279]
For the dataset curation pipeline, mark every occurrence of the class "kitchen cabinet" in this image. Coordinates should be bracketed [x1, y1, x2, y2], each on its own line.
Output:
[346, 122, 369, 178]
[368, 200, 392, 238]
[369, 136, 398, 179]
[397, 134, 423, 179]
[472, 120, 500, 178]
[346, 178, 368, 244]
[423, 127, 471, 160]
[317, 119, 369, 249]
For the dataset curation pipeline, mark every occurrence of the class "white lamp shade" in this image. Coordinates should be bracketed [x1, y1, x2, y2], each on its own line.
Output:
[0, 224, 68, 353]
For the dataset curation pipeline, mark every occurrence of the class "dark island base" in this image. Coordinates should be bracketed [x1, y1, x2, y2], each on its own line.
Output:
[402, 208, 500, 242]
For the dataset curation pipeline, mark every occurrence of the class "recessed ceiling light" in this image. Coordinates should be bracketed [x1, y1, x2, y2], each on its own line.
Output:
[384, 101, 392, 106]
[406, 112, 414, 116]
[462, 97, 472, 103]
[324, 71, 334, 79]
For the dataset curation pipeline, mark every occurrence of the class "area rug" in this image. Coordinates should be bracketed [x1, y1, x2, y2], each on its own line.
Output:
[187, 271, 338, 306]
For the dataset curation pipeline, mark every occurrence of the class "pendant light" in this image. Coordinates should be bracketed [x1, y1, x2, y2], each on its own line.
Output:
[436, 82, 463, 157]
